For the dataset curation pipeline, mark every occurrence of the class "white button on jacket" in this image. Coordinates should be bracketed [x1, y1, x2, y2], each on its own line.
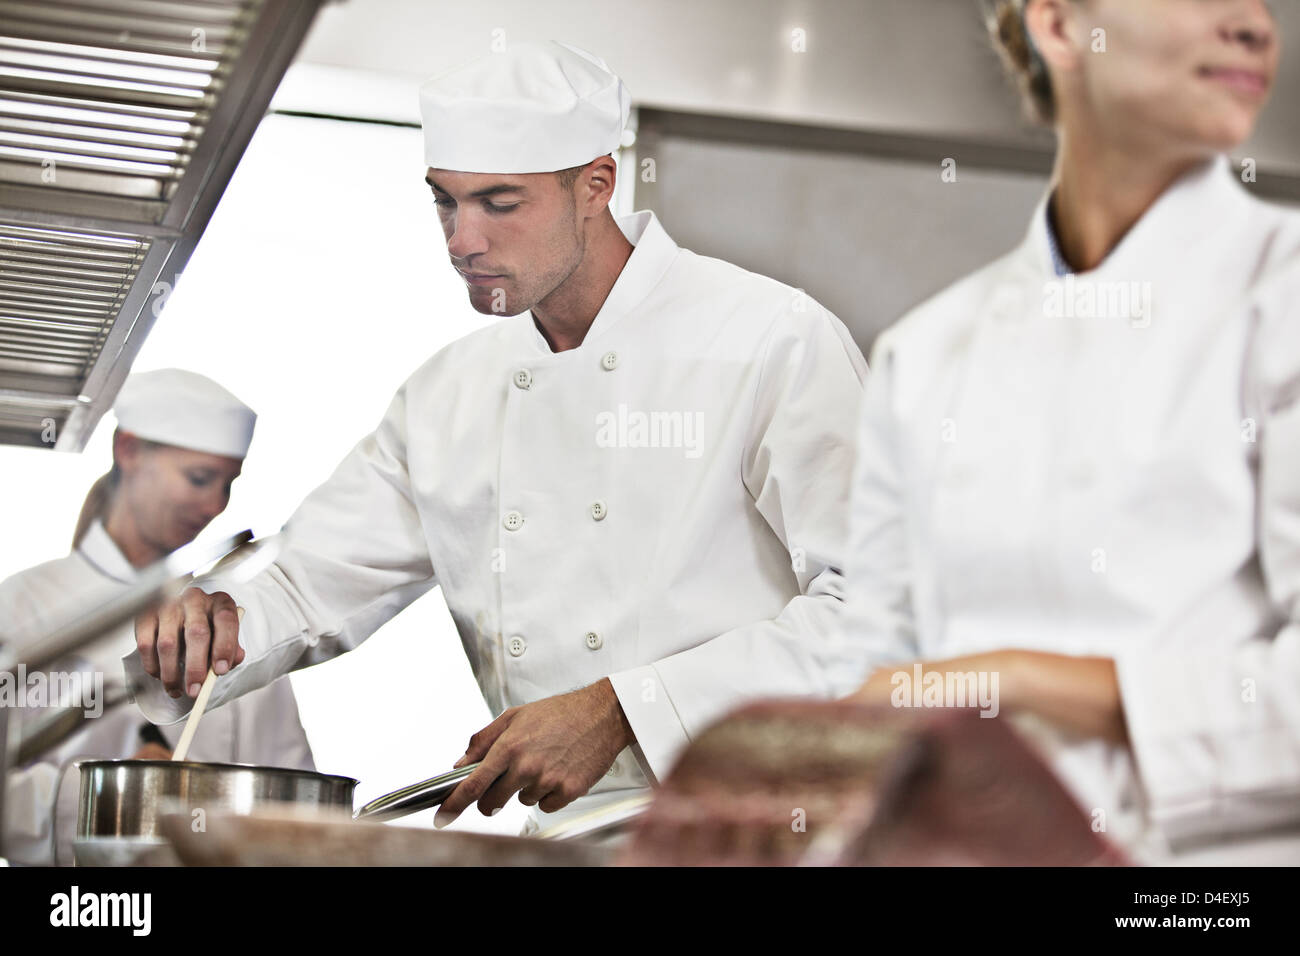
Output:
[841, 157, 1300, 864]
[127, 210, 868, 826]
[0, 521, 313, 865]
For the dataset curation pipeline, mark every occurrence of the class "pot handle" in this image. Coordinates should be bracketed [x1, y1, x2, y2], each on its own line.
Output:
[354, 763, 481, 821]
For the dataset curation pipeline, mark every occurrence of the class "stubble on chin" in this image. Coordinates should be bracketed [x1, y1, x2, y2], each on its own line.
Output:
[466, 280, 533, 317]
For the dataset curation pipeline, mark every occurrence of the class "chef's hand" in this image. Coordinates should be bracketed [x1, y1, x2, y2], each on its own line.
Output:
[134, 586, 245, 699]
[852, 650, 1127, 743]
[434, 678, 635, 827]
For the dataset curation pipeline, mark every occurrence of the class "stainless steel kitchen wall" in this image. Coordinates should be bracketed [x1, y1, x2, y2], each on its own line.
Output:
[291, 0, 1300, 177]
[632, 114, 1049, 353]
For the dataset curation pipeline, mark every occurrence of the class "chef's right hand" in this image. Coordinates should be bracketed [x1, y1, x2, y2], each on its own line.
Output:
[135, 587, 245, 699]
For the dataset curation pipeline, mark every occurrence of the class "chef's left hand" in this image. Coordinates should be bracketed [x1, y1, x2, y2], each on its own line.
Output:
[434, 678, 635, 826]
[853, 649, 1128, 744]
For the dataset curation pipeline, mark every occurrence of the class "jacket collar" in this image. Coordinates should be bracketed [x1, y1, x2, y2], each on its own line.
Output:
[77, 519, 140, 584]
[1022, 154, 1241, 279]
[525, 209, 680, 354]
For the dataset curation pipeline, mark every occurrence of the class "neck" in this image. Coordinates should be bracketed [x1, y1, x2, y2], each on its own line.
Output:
[102, 497, 163, 568]
[530, 211, 634, 352]
[1050, 120, 1210, 273]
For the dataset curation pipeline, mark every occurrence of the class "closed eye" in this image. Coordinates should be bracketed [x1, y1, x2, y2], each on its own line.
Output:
[431, 193, 520, 214]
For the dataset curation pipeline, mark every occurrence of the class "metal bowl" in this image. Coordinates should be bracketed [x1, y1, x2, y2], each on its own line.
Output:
[77, 759, 358, 842]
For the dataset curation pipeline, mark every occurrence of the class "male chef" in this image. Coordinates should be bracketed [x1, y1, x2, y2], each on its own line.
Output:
[127, 40, 867, 830]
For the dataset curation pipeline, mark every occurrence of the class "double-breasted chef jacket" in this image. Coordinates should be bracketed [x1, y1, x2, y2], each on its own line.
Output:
[127, 209, 869, 828]
[1, 520, 313, 865]
[842, 156, 1300, 863]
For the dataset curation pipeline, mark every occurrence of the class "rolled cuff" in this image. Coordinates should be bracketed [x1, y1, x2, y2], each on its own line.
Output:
[121, 579, 313, 727]
[608, 664, 691, 786]
[1115, 642, 1300, 845]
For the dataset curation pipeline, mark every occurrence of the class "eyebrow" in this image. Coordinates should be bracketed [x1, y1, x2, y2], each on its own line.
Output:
[425, 176, 526, 198]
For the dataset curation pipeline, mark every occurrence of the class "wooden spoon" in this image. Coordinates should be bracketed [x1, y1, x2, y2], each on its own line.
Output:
[171, 607, 242, 762]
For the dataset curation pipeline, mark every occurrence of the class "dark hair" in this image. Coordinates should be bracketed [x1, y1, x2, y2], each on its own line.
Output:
[555, 164, 584, 190]
[986, 0, 1058, 125]
[555, 153, 618, 191]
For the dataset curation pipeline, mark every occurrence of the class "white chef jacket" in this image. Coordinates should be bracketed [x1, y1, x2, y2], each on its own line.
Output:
[841, 155, 1300, 864]
[1, 520, 313, 865]
[127, 209, 868, 829]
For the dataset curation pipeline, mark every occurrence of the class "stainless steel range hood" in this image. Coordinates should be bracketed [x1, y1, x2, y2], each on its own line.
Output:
[0, 0, 325, 451]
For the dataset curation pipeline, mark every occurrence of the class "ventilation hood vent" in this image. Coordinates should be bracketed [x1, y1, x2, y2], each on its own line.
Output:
[0, 0, 324, 450]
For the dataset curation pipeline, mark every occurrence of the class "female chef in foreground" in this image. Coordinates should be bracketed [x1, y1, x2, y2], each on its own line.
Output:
[843, 0, 1299, 863]
[0, 369, 313, 865]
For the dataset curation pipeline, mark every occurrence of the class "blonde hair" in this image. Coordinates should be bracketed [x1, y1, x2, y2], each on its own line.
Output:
[72, 466, 119, 550]
[986, 0, 1060, 125]
[71, 430, 162, 550]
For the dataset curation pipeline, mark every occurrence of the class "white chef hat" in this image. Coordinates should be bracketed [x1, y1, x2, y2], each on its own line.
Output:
[113, 369, 256, 459]
[418, 40, 630, 174]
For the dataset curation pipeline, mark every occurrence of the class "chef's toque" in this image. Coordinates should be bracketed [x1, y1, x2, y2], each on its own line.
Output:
[113, 368, 256, 459]
[419, 40, 630, 174]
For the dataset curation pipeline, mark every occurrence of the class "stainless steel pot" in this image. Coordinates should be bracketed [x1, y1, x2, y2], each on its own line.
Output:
[74, 758, 480, 864]
[78, 759, 359, 839]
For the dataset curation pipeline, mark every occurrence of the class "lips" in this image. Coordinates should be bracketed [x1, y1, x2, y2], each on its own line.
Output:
[456, 269, 506, 287]
[1199, 65, 1270, 97]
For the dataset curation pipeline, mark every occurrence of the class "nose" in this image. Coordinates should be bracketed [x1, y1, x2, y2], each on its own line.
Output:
[445, 208, 489, 263]
[198, 486, 228, 523]
[1220, 0, 1276, 53]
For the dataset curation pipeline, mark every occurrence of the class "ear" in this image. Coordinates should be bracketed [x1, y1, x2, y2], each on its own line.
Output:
[113, 430, 142, 474]
[576, 155, 618, 217]
[1025, 0, 1087, 76]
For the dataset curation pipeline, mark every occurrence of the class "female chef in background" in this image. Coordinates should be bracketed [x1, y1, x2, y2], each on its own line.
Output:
[843, 0, 1300, 863]
[0, 369, 313, 865]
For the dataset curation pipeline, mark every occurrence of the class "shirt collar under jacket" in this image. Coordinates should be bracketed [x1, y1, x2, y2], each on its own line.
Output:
[1027, 154, 1236, 280]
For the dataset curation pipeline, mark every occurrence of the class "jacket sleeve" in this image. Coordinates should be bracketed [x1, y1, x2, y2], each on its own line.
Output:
[0, 763, 59, 861]
[608, 303, 869, 782]
[838, 332, 924, 677]
[0, 574, 117, 863]
[125, 381, 438, 725]
[1115, 260, 1300, 845]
